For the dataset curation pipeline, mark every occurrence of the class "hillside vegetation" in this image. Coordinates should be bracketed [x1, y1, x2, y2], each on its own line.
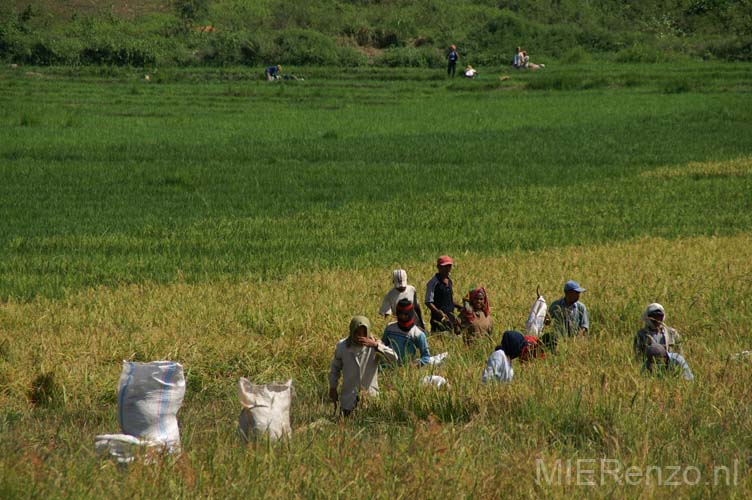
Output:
[1, 0, 751, 67]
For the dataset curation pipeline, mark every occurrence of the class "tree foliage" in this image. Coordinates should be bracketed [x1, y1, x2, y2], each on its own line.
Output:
[1, 0, 750, 66]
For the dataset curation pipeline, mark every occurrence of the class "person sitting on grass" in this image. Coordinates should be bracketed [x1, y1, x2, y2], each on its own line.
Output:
[643, 344, 694, 381]
[379, 269, 425, 330]
[329, 316, 398, 417]
[521, 51, 544, 70]
[265, 64, 282, 81]
[382, 298, 431, 366]
[500, 330, 545, 363]
[482, 343, 514, 383]
[512, 46, 522, 68]
[633, 303, 682, 360]
[464, 65, 478, 79]
[459, 287, 493, 345]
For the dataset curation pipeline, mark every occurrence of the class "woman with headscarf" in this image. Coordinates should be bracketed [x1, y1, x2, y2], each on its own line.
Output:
[382, 298, 431, 366]
[482, 330, 545, 384]
[500, 330, 545, 362]
[329, 316, 398, 416]
[459, 287, 493, 345]
[633, 303, 682, 360]
[379, 269, 425, 330]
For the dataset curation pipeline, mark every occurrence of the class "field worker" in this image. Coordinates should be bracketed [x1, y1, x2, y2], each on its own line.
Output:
[633, 303, 682, 360]
[542, 280, 589, 353]
[482, 344, 514, 383]
[521, 51, 544, 70]
[459, 287, 493, 345]
[464, 65, 478, 78]
[643, 344, 694, 381]
[379, 269, 425, 330]
[447, 44, 459, 77]
[426, 255, 463, 335]
[512, 46, 522, 68]
[265, 64, 282, 81]
[329, 316, 398, 416]
[500, 330, 545, 363]
[382, 298, 431, 366]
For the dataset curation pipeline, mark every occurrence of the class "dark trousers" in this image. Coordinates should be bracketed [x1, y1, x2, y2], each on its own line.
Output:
[447, 61, 456, 77]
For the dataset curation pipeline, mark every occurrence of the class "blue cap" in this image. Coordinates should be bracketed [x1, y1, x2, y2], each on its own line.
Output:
[564, 280, 585, 293]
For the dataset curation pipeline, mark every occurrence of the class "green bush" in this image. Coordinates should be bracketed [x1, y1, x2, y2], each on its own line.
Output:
[614, 44, 667, 63]
[705, 36, 752, 61]
[560, 47, 591, 64]
[376, 46, 443, 68]
[198, 30, 246, 65]
[274, 29, 342, 65]
[80, 36, 160, 66]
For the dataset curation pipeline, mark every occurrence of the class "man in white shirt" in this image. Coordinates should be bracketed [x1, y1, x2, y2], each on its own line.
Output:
[329, 316, 398, 416]
[379, 269, 425, 330]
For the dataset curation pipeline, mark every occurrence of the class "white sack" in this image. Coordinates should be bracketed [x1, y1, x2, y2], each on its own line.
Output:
[427, 352, 448, 366]
[421, 375, 448, 388]
[238, 378, 292, 442]
[94, 434, 162, 464]
[525, 295, 547, 336]
[117, 361, 185, 453]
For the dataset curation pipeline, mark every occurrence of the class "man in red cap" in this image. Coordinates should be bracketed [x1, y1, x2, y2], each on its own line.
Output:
[425, 255, 462, 334]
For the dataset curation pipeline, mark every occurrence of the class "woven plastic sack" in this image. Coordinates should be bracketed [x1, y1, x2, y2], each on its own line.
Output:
[421, 375, 448, 388]
[238, 378, 292, 442]
[117, 361, 185, 453]
[525, 294, 547, 336]
[94, 434, 163, 464]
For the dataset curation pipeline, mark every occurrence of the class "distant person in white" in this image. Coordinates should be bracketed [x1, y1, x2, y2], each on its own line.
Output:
[482, 346, 514, 383]
[464, 65, 478, 78]
[379, 269, 425, 330]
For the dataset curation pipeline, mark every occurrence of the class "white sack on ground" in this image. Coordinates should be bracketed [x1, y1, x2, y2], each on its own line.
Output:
[238, 378, 292, 442]
[94, 434, 162, 464]
[421, 375, 448, 387]
[525, 295, 547, 335]
[117, 361, 185, 453]
[427, 352, 448, 366]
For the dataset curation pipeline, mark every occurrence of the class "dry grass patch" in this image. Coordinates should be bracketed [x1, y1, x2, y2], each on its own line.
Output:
[1, 234, 751, 497]
[641, 156, 752, 179]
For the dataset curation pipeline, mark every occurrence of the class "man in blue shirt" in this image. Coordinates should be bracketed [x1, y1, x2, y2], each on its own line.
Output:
[382, 299, 431, 366]
[542, 280, 589, 353]
[265, 64, 282, 81]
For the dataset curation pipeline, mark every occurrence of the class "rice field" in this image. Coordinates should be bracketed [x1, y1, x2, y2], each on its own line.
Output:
[1, 62, 751, 498]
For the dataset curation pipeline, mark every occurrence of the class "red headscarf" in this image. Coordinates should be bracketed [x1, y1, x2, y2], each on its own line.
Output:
[461, 287, 489, 324]
[396, 298, 415, 331]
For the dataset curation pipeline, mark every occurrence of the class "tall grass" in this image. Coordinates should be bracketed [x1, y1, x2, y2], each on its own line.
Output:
[1, 236, 751, 497]
[0, 64, 751, 497]
[1, 64, 751, 300]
